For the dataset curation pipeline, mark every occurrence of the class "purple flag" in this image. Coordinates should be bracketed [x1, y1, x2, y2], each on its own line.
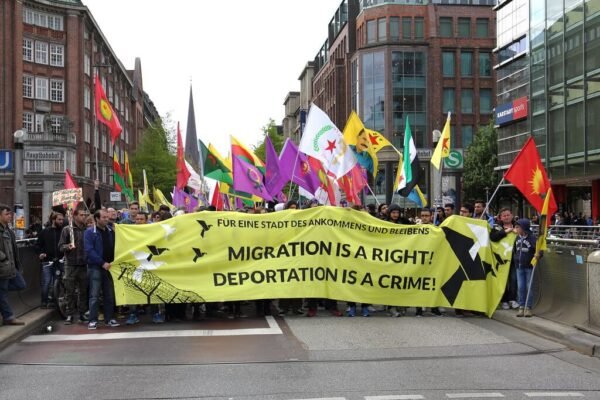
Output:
[235, 196, 244, 210]
[221, 193, 230, 210]
[279, 139, 321, 195]
[232, 156, 273, 201]
[172, 186, 198, 213]
[265, 136, 287, 197]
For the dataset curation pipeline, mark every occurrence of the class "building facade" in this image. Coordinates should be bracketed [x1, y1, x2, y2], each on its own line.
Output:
[308, 0, 497, 205]
[495, 0, 600, 220]
[0, 0, 157, 227]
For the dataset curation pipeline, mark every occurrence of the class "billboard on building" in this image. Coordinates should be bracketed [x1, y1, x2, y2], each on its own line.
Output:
[495, 97, 528, 126]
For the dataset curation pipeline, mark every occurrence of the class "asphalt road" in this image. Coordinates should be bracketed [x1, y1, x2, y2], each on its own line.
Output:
[1, 306, 599, 400]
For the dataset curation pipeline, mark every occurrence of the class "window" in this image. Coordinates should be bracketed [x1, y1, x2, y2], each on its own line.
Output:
[84, 155, 90, 178]
[23, 8, 34, 24]
[85, 121, 91, 143]
[35, 114, 45, 132]
[403, 17, 411, 39]
[415, 17, 424, 39]
[378, 18, 386, 41]
[480, 89, 492, 114]
[35, 41, 48, 64]
[102, 133, 107, 153]
[84, 54, 91, 76]
[479, 52, 491, 76]
[23, 113, 34, 132]
[476, 18, 489, 38]
[53, 159, 64, 173]
[35, 77, 48, 100]
[443, 51, 455, 76]
[390, 17, 399, 40]
[47, 15, 63, 31]
[460, 51, 473, 76]
[84, 86, 91, 109]
[23, 38, 33, 62]
[34, 12, 47, 28]
[23, 75, 33, 98]
[49, 116, 62, 134]
[440, 17, 452, 37]
[49, 44, 64, 67]
[27, 160, 43, 173]
[462, 126, 473, 147]
[443, 88, 455, 113]
[458, 18, 471, 38]
[50, 79, 64, 102]
[461, 89, 474, 113]
[367, 20, 376, 44]
[125, 128, 129, 144]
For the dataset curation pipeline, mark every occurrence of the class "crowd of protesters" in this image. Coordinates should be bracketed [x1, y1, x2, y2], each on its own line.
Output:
[2, 180, 587, 328]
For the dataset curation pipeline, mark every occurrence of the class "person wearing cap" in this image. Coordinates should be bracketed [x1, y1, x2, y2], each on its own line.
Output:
[514, 218, 538, 317]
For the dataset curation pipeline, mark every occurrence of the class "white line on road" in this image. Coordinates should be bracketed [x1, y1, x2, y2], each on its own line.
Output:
[288, 398, 347, 400]
[23, 316, 283, 342]
[447, 394, 505, 398]
[365, 395, 425, 400]
[524, 393, 584, 397]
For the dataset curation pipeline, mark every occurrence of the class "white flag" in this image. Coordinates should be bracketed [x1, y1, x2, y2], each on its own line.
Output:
[185, 160, 203, 191]
[299, 104, 357, 179]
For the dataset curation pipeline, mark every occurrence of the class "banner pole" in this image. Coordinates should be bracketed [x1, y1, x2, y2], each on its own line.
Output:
[481, 177, 505, 219]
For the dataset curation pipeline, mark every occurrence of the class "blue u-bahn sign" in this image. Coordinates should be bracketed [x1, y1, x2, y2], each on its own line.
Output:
[0, 150, 14, 171]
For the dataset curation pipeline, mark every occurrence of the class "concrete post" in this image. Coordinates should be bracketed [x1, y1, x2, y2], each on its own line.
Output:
[587, 250, 600, 330]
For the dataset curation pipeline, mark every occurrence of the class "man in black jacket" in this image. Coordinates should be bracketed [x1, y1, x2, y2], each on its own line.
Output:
[514, 218, 538, 317]
[0, 204, 26, 325]
[58, 207, 89, 324]
[37, 212, 64, 308]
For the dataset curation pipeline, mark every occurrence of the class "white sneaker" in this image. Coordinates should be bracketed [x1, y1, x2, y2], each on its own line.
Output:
[510, 300, 520, 309]
[501, 302, 510, 310]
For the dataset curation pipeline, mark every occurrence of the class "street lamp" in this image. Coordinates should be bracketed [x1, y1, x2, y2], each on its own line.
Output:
[13, 130, 26, 239]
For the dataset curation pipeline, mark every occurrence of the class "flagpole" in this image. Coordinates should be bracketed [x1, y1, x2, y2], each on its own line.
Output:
[92, 75, 99, 181]
[364, 183, 380, 207]
[481, 177, 505, 219]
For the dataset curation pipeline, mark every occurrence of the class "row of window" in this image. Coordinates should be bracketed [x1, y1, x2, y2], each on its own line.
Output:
[439, 17, 490, 38]
[366, 16, 425, 44]
[26, 159, 65, 174]
[23, 8, 64, 31]
[443, 50, 492, 77]
[22, 75, 64, 102]
[83, 155, 115, 184]
[23, 38, 64, 67]
[22, 113, 64, 134]
[442, 88, 493, 114]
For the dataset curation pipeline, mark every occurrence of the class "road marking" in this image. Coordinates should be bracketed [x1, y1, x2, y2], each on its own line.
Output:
[524, 393, 584, 397]
[447, 394, 504, 398]
[289, 398, 346, 400]
[23, 316, 282, 342]
[365, 395, 425, 400]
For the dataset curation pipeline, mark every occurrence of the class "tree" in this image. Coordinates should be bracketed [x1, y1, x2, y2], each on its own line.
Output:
[130, 116, 177, 195]
[253, 119, 285, 161]
[462, 120, 499, 202]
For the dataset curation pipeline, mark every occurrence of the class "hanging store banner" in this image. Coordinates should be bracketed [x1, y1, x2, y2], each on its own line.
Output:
[111, 207, 515, 317]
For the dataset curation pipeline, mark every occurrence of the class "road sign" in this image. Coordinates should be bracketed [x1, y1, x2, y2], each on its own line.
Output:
[110, 192, 121, 201]
[444, 149, 463, 169]
[0, 150, 13, 171]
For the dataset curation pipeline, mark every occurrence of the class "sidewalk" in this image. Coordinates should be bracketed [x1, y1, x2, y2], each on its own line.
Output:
[0, 308, 55, 353]
[493, 309, 600, 357]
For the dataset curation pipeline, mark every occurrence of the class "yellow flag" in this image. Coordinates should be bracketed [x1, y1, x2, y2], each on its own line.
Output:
[153, 187, 175, 211]
[431, 112, 452, 170]
[231, 135, 265, 169]
[342, 111, 379, 176]
[532, 187, 552, 266]
[365, 128, 392, 153]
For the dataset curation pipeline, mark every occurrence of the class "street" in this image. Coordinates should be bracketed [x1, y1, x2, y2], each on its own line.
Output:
[0, 307, 599, 400]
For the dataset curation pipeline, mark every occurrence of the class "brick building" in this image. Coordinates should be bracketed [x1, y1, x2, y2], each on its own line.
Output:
[0, 0, 158, 226]
[307, 0, 496, 205]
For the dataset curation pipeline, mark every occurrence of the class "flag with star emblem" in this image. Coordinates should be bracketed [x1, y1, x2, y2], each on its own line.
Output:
[342, 111, 380, 176]
[299, 103, 357, 178]
[504, 137, 557, 217]
[199, 140, 233, 185]
[431, 112, 451, 170]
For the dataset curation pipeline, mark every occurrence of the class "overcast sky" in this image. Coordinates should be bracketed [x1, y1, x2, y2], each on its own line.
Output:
[84, 0, 342, 156]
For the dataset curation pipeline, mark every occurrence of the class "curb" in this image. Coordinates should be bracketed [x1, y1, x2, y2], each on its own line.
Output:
[493, 310, 600, 357]
[0, 308, 56, 353]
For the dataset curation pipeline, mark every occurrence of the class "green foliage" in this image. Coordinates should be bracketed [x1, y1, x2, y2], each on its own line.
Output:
[130, 117, 176, 194]
[462, 120, 499, 202]
[253, 119, 285, 162]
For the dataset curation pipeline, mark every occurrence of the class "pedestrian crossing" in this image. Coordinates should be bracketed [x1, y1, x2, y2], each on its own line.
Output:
[288, 393, 586, 400]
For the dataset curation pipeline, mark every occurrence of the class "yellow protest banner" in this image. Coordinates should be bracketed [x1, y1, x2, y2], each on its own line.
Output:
[111, 207, 515, 316]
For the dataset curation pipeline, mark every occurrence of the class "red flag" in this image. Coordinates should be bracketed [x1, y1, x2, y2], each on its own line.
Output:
[504, 137, 557, 217]
[64, 169, 78, 189]
[210, 183, 224, 211]
[94, 75, 122, 144]
[176, 122, 190, 190]
[308, 157, 336, 206]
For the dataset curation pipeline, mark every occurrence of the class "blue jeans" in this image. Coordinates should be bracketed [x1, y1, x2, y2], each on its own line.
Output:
[516, 267, 534, 308]
[88, 266, 115, 323]
[41, 261, 64, 304]
[0, 270, 27, 321]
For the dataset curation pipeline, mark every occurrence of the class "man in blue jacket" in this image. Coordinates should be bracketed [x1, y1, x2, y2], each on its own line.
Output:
[514, 218, 538, 318]
[84, 209, 119, 329]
